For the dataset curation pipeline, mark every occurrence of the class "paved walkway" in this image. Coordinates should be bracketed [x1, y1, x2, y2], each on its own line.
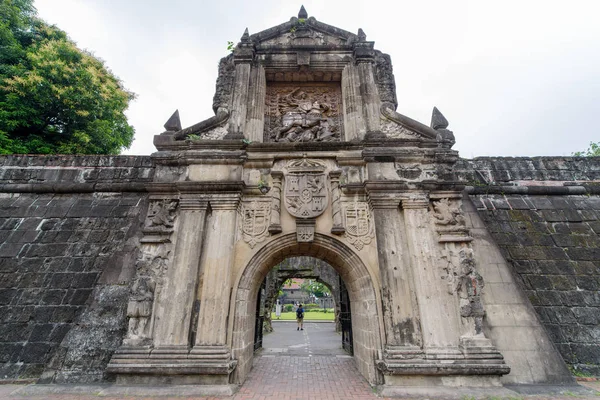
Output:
[1, 321, 599, 399]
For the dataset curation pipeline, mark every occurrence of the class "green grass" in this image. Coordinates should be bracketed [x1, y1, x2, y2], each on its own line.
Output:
[271, 312, 334, 321]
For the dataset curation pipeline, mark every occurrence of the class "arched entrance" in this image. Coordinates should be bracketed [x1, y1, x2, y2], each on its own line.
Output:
[229, 233, 384, 385]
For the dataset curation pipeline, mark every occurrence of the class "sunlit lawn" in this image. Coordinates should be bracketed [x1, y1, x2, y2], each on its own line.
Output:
[270, 311, 334, 321]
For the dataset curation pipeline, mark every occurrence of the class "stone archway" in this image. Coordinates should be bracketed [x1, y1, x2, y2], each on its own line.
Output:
[230, 233, 384, 385]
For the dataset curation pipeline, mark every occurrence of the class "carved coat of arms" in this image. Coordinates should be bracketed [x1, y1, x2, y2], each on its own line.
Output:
[343, 202, 374, 250]
[241, 201, 270, 248]
[284, 159, 328, 219]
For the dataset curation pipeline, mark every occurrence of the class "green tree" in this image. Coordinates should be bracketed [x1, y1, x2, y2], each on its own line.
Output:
[300, 280, 330, 298]
[0, 0, 135, 154]
[573, 142, 600, 157]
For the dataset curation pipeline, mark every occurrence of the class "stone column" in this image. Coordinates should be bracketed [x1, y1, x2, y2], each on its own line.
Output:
[356, 61, 381, 134]
[402, 196, 462, 358]
[341, 64, 366, 141]
[330, 171, 344, 234]
[227, 62, 251, 138]
[194, 195, 240, 346]
[371, 196, 422, 357]
[268, 171, 282, 234]
[153, 197, 208, 347]
[245, 65, 266, 142]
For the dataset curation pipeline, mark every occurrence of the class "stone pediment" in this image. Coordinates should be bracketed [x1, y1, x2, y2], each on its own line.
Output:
[251, 19, 357, 49]
[249, 7, 358, 50]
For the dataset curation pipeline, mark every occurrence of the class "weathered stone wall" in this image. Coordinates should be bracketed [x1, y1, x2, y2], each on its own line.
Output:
[0, 155, 153, 382]
[458, 157, 600, 376]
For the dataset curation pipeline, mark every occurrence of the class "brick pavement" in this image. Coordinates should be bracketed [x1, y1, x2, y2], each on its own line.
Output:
[1, 322, 598, 399]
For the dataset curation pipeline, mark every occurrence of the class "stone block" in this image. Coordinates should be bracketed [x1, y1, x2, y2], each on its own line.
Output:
[572, 307, 599, 325]
[548, 275, 577, 290]
[552, 307, 576, 324]
[0, 343, 24, 363]
[33, 306, 56, 323]
[551, 234, 588, 247]
[575, 276, 599, 291]
[529, 197, 554, 210]
[41, 290, 67, 305]
[0, 288, 18, 305]
[71, 273, 98, 288]
[573, 261, 599, 275]
[0, 323, 32, 342]
[20, 342, 53, 363]
[525, 275, 553, 290]
[29, 323, 55, 342]
[25, 243, 69, 258]
[571, 344, 600, 364]
[49, 323, 71, 343]
[536, 290, 563, 306]
[69, 289, 93, 305]
[565, 247, 600, 261]
[540, 210, 566, 222]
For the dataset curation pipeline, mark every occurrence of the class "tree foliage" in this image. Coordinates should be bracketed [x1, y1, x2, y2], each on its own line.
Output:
[300, 280, 331, 298]
[0, 0, 135, 154]
[572, 142, 600, 157]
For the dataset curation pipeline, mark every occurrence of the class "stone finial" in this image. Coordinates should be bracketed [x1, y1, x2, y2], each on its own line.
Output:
[164, 110, 182, 132]
[431, 107, 449, 130]
[241, 27, 251, 43]
[298, 5, 308, 19]
[358, 28, 367, 41]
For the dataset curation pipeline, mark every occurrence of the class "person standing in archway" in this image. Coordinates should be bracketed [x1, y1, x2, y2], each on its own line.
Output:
[296, 304, 304, 331]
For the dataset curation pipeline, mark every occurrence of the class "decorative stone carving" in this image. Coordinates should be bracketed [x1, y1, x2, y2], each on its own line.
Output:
[431, 198, 467, 232]
[265, 84, 343, 142]
[296, 219, 315, 242]
[330, 171, 344, 234]
[456, 248, 485, 335]
[284, 159, 328, 219]
[124, 247, 171, 346]
[380, 117, 418, 139]
[240, 200, 271, 248]
[268, 171, 283, 234]
[343, 202, 374, 250]
[142, 199, 178, 244]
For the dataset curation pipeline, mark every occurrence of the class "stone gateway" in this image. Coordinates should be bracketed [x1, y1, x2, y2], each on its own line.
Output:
[2, 6, 597, 394]
[106, 7, 571, 389]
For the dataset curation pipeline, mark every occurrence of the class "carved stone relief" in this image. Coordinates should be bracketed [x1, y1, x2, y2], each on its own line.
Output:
[343, 202, 374, 250]
[125, 199, 178, 346]
[431, 198, 467, 233]
[380, 117, 418, 139]
[265, 83, 343, 142]
[284, 159, 329, 219]
[125, 246, 172, 346]
[239, 200, 271, 248]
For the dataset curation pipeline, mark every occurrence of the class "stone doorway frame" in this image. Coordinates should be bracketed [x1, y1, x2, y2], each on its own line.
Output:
[229, 233, 385, 385]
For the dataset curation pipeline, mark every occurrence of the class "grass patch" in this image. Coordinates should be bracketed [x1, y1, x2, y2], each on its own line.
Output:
[271, 312, 334, 321]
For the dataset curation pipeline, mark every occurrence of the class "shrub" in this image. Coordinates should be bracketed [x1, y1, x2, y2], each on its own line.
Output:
[284, 304, 294, 312]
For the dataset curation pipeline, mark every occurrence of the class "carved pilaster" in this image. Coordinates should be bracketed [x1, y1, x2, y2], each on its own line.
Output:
[268, 171, 283, 234]
[124, 198, 178, 347]
[401, 194, 463, 358]
[370, 194, 422, 358]
[245, 65, 266, 142]
[195, 194, 240, 347]
[330, 171, 344, 234]
[153, 198, 209, 347]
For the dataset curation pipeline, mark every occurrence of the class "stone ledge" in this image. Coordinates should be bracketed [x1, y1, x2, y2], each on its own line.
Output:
[376, 360, 510, 376]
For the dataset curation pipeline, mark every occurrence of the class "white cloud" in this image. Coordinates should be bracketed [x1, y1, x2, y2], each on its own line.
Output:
[34, 0, 600, 157]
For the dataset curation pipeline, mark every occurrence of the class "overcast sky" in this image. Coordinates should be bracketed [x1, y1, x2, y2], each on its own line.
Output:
[34, 0, 599, 158]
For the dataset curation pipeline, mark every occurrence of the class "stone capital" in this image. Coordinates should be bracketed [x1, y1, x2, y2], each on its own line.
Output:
[368, 194, 401, 210]
[401, 196, 429, 210]
[209, 194, 241, 211]
[179, 198, 209, 211]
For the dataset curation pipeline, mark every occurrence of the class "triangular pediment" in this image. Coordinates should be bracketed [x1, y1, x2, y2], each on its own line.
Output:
[250, 16, 358, 48]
